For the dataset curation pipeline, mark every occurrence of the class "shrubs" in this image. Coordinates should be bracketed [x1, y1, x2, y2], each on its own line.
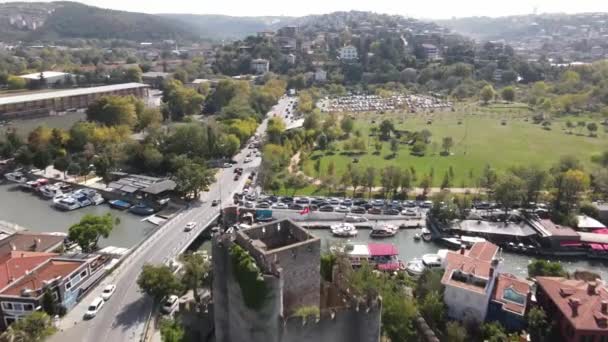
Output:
[229, 244, 269, 310]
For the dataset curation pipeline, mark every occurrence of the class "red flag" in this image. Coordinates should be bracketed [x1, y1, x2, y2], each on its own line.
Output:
[300, 207, 310, 215]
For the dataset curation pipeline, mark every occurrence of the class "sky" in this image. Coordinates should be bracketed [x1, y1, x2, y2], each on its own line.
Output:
[4, 0, 608, 19]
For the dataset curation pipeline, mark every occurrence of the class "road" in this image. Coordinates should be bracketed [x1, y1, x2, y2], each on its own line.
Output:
[50, 97, 293, 342]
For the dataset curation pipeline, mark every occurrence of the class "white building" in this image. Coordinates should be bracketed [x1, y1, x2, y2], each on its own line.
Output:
[251, 59, 270, 74]
[422, 44, 441, 61]
[19, 71, 73, 86]
[441, 242, 501, 323]
[314, 69, 327, 83]
[287, 54, 296, 65]
[339, 45, 358, 61]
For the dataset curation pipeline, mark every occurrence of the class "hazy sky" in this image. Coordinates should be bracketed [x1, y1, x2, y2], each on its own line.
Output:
[5, 0, 608, 19]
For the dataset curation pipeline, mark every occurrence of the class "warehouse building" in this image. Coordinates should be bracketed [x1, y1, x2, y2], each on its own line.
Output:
[0, 83, 149, 119]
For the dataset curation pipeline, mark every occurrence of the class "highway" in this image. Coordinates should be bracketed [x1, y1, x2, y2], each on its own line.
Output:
[49, 97, 293, 342]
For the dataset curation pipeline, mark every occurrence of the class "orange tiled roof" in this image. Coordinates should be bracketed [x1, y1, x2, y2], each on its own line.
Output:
[491, 273, 531, 315]
[1, 259, 83, 296]
[441, 242, 500, 294]
[0, 251, 57, 290]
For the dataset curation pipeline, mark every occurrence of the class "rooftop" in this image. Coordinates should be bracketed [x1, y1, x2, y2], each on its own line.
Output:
[19, 71, 70, 80]
[0, 233, 65, 255]
[456, 220, 537, 237]
[0, 251, 58, 290]
[491, 273, 531, 316]
[468, 241, 500, 262]
[141, 71, 170, 78]
[537, 277, 608, 331]
[441, 242, 499, 295]
[533, 219, 580, 239]
[238, 219, 317, 253]
[107, 173, 175, 195]
[0, 83, 149, 106]
[1, 259, 84, 296]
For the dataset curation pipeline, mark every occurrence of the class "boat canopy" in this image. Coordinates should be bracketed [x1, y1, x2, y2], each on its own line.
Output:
[368, 243, 398, 257]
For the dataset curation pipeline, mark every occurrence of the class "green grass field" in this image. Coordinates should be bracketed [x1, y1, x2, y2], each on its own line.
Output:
[301, 104, 608, 188]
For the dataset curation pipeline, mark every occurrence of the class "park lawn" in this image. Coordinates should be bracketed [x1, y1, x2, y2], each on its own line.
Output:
[302, 106, 608, 189]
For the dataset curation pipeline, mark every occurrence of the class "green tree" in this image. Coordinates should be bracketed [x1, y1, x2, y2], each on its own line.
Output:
[87, 96, 139, 127]
[340, 117, 355, 136]
[124, 66, 143, 82]
[440, 172, 451, 189]
[267, 117, 286, 144]
[441, 136, 454, 155]
[32, 150, 51, 171]
[163, 79, 205, 121]
[0, 311, 55, 342]
[419, 291, 445, 331]
[159, 318, 185, 342]
[220, 134, 241, 157]
[68, 214, 114, 252]
[7, 75, 26, 90]
[365, 167, 376, 198]
[480, 322, 509, 342]
[374, 140, 383, 155]
[587, 122, 598, 136]
[173, 162, 214, 199]
[501, 86, 515, 102]
[480, 84, 495, 104]
[528, 306, 549, 342]
[379, 120, 394, 140]
[137, 264, 182, 303]
[493, 174, 525, 213]
[390, 138, 399, 156]
[528, 259, 567, 278]
[181, 253, 211, 305]
[445, 321, 468, 342]
[480, 164, 498, 189]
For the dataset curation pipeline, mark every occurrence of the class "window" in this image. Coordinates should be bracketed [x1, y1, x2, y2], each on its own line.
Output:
[80, 269, 87, 278]
[4, 317, 15, 326]
[1, 303, 13, 311]
[13, 304, 23, 312]
[23, 304, 33, 311]
[66, 282, 72, 290]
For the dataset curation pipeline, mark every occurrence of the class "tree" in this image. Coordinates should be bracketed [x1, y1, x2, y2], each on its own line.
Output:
[159, 318, 185, 342]
[32, 150, 51, 171]
[510, 165, 548, 205]
[440, 172, 451, 189]
[553, 169, 590, 216]
[577, 121, 586, 134]
[87, 96, 138, 127]
[68, 214, 114, 252]
[6, 75, 26, 90]
[163, 79, 205, 121]
[137, 264, 182, 303]
[220, 134, 241, 157]
[528, 306, 549, 342]
[125, 66, 143, 82]
[267, 117, 286, 144]
[480, 164, 498, 189]
[365, 167, 376, 198]
[480, 84, 495, 104]
[0, 311, 56, 342]
[411, 141, 427, 156]
[587, 122, 598, 136]
[528, 259, 567, 278]
[441, 136, 454, 155]
[445, 321, 468, 342]
[419, 176, 432, 198]
[379, 120, 394, 140]
[501, 86, 515, 102]
[313, 159, 321, 178]
[480, 322, 508, 342]
[181, 253, 211, 305]
[493, 174, 525, 213]
[340, 117, 355, 136]
[173, 162, 213, 199]
[390, 138, 399, 156]
[419, 291, 445, 331]
[316, 133, 328, 150]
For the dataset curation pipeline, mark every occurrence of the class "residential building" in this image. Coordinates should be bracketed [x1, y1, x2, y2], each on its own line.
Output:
[0, 233, 65, 254]
[257, 30, 275, 38]
[141, 71, 170, 89]
[422, 43, 441, 61]
[339, 45, 358, 61]
[487, 273, 532, 331]
[19, 71, 73, 86]
[251, 59, 270, 74]
[0, 83, 149, 120]
[441, 241, 501, 323]
[315, 69, 328, 83]
[287, 53, 296, 65]
[536, 277, 608, 342]
[212, 219, 382, 342]
[277, 26, 298, 38]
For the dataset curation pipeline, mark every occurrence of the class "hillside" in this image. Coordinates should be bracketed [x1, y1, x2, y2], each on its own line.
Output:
[0, 1, 194, 41]
[161, 14, 294, 40]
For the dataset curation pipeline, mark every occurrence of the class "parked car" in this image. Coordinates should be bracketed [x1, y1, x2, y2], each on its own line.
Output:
[101, 285, 116, 301]
[353, 199, 368, 206]
[234, 175, 240, 181]
[295, 197, 310, 205]
[335, 205, 349, 213]
[244, 201, 255, 208]
[161, 295, 179, 314]
[184, 222, 197, 232]
[289, 203, 304, 210]
[84, 297, 105, 319]
[281, 197, 294, 203]
[341, 199, 353, 207]
[329, 198, 340, 205]
[257, 202, 271, 209]
[345, 215, 368, 223]
[268, 195, 279, 203]
[350, 206, 366, 214]
[211, 200, 220, 207]
[368, 208, 382, 215]
[319, 205, 335, 212]
[223, 163, 232, 168]
[384, 208, 400, 215]
[244, 158, 252, 163]
[402, 209, 418, 216]
[273, 202, 288, 209]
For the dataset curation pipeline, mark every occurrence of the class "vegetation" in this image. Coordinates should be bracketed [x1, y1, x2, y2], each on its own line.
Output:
[527, 259, 568, 278]
[180, 253, 211, 305]
[137, 264, 182, 303]
[67, 213, 115, 253]
[159, 318, 186, 342]
[229, 244, 269, 311]
[0, 311, 56, 342]
[293, 306, 320, 319]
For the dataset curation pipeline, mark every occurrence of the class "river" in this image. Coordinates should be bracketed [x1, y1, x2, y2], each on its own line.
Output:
[0, 182, 156, 248]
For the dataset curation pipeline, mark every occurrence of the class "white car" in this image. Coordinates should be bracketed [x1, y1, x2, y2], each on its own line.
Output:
[84, 297, 105, 319]
[161, 295, 179, 314]
[244, 158, 252, 163]
[273, 203, 288, 209]
[184, 222, 197, 232]
[335, 205, 350, 213]
[101, 284, 116, 301]
[345, 215, 368, 223]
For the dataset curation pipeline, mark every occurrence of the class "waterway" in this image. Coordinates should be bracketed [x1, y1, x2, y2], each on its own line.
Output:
[0, 182, 156, 248]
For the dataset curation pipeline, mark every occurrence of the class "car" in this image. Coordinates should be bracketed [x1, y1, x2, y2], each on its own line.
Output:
[353, 199, 368, 206]
[368, 208, 382, 215]
[288, 203, 304, 210]
[341, 199, 353, 207]
[246, 152, 252, 157]
[234, 175, 240, 181]
[328, 198, 340, 205]
[281, 197, 294, 203]
[257, 202, 271, 209]
[101, 284, 116, 301]
[84, 297, 105, 319]
[350, 206, 366, 214]
[245, 194, 256, 201]
[184, 222, 197, 232]
[203, 186, 210, 192]
[384, 208, 400, 215]
[244, 201, 255, 208]
[161, 295, 179, 314]
[295, 197, 310, 205]
[335, 205, 349, 213]
[244, 158, 252, 163]
[372, 199, 385, 207]
[404, 200, 417, 208]
[268, 196, 279, 203]
[421, 201, 433, 209]
[273, 202, 288, 209]
[223, 163, 233, 168]
[319, 205, 335, 212]
[345, 215, 368, 223]
[402, 209, 418, 216]
[211, 200, 220, 207]
[362, 203, 374, 210]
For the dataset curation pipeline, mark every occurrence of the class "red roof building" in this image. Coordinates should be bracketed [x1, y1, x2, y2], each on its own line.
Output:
[0, 251, 58, 290]
[536, 277, 608, 342]
[487, 273, 532, 331]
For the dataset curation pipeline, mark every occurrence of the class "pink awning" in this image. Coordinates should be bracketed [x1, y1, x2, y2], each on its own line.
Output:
[377, 262, 401, 271]
[368, 243, 398, 256]
[593, 228, 608, 235]
[560, 241, 583, 247]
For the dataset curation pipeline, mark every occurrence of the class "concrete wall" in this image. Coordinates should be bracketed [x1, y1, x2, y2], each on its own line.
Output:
[444, 285, 490, 323]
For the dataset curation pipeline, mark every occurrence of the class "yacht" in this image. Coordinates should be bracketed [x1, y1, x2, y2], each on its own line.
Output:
[369, 224, 398, 238]
[421, 228, 432, 242]
[109, 199, 132, 210]
[340, 243, 405, 272]
[406, 251, 448, 276]
[331, 222, 358, 237]
[406, 259, 425, 276]
[20, 178, 48, 191]
[75, 189, 105, 205]
[39, 183, 64, 199]
[129, 203, 155, 216]
[54, 197, 81, 211]
[4, 171, 27, 184]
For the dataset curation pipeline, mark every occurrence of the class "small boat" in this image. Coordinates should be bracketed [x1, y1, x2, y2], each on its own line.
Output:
[76, 189, 104, 205]
[109, 200, 132, 210]
[421, 254, 444, 270]
[421, 228, 432, 242]
[331, 222, 358, 237]
[39, 183, 66, 199]
[129, 203, 155, 216]
[54, 197, 81, 211]
[370, 224, 398, 238]
[20, 178, 48, 191]
[413, 233, 422, 241]
[406, 259, 425, 276]
[5, 171, 27, 184]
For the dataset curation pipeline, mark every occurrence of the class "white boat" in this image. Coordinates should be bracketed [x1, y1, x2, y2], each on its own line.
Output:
[406, 259, 425, 276]
[414, 233, 422, 240]
[20, 178, 48, 191]
[421, 254, 444, 270]
[54, 197, 81, 211]
[4, 171, 27, 183]
[40, 184, 63, 199]
[75, 189, 105, 205]
[331, 222, 358, 237]
[370, 224, 398, 238]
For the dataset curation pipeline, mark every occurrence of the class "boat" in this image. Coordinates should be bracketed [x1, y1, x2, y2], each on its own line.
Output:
[421, 228, 432, 242]
[76, 189, 104, 205]
[109, 200, 132, 210]
[54, 197, 81, 211]
[370, 224, 398, 238]
[331, 222, 358, 237]
[406, 259, 425, 276]
[4, 171, 27, 184]
[406, 251, 448, 276]
[20, 178, 48, 191]
[421, 254, 444, 270]
[39, 183, 66, 199]
[413, 233, 422, 241]
[129, 203, 155, 216]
